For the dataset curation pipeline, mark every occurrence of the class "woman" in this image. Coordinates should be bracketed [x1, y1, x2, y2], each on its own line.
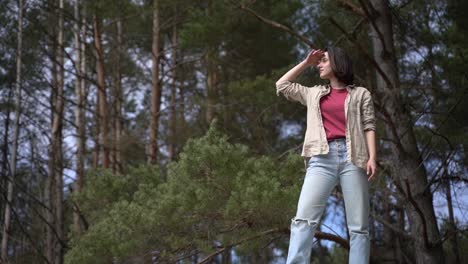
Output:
[276, 47, 377, 264]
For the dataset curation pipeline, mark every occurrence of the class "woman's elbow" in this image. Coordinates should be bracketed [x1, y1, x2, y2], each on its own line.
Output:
[275, 79, 289, 87]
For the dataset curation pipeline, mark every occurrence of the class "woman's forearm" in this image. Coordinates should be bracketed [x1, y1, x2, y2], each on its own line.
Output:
[365, 130, 376, 160]
[276, 49, 324, 85]
[276, 61, 309, 85]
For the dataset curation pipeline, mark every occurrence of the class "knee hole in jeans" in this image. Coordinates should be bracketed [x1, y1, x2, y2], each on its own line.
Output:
[349, 229, 369, 236]
[291, 217, 319, 226]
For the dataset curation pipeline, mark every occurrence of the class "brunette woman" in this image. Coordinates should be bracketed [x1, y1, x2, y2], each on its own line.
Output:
[276, 47, 377, 264]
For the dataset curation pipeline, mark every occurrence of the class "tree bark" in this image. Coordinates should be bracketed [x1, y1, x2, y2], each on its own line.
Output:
[52, 0, 65, 262]
[148, 0, 162, 164]
[394, 199, 408, 263]
[1, 0, 23, 261]
[169, 17, 177, 161]
[0, 88, 12, 226]
[46, 30, 57, 263]
[368, 0, 444, 263]
[46, 0, 65, 262]
[73, 0, 87, 236]
[93, 14, 110, 169]
[92, 100, 100, 170]
[204, 3, 218, 125]
[443, 161, 460, 264]
[221, 247, 231, 264]
[205, 52, 219, 125]
[113, 12, 123, 173]
[383, 185, 398, 261]
[178, 69, 186, 139]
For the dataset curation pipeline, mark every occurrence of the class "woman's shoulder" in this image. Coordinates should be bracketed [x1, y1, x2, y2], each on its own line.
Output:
[299, 83, 328, 91]
[312, 84, 326, 89]
[298, 83, 326, 91]
[351, 85, 372, 96]
[277, 80, 324, 89]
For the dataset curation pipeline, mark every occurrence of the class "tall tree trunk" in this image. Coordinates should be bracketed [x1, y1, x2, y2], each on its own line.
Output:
[46, 22, 57, 264]
[52, 0, 65, 262]
[93, 14, 110, 169]
[368, 0, 444, 263]
[222, 247, 231, 264]
[443, 161, 460, 264]
[177, 38, 186, 147]
[21, 133, 35, 261]
[113, 12, 123, 173]
[148, 0, 162, 164]
[1, 0, 23, 261]
[92, 101, 100, 170]
[178, 68, 186, 138]
[204, 3, 219, 126]
[0, 88, 12, 224]
[73, 0, 87, 236]
[205, 52, 219, 124]
[396, 204, 407, 263]
[169, 18, 177, 161]
[382, 185, 398, 261]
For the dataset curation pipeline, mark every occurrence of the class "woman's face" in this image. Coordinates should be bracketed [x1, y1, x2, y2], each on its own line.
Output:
[317, 52, 334, 80]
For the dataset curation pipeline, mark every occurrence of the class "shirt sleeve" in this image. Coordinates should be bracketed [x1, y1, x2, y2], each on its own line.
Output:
[276, 80, 310, 106]
[361, 90, 376, 131]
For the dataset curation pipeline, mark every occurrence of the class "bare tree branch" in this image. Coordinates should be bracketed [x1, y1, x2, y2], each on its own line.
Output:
[328, 17, 395, 90]
[337, 0, 366, 16]
[234, 2, 316, 48]
[333, 17, 366, 47]
[198, 227, 349, 263]
[370, 212, 410, 239]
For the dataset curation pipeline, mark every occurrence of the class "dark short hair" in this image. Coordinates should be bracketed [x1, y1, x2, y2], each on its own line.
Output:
[325, 47, 354, 85]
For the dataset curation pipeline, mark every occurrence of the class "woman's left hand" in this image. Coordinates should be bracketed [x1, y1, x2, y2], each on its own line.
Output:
[366, 158, 377, 181]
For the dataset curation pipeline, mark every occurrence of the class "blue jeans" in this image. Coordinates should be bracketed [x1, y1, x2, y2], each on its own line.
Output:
[286, 138, 370, 264]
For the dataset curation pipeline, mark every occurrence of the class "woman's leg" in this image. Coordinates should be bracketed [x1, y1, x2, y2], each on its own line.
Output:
[339, 162, 370, 264]
[286, 154, 339, 264]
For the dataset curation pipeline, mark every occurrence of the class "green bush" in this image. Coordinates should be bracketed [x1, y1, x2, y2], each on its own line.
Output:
[65, 122, 304, 263]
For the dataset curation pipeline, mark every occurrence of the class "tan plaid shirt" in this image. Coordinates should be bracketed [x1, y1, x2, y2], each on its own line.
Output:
[276, 80, 376, 171]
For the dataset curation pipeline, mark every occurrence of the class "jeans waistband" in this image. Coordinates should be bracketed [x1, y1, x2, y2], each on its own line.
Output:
[327, 138, 347, 149]
[328, 137, 346, 143]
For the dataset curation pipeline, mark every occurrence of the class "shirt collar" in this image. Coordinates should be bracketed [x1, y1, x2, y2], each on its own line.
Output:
[324, 84, 355, 92]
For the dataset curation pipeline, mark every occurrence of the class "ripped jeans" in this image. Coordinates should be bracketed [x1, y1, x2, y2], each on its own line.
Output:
[286, 138, 370, 264]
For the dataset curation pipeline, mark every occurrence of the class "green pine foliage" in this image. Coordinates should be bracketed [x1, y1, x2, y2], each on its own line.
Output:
[320, 245, 348, 264]
[224, 75, 304, 154]
[65, 121, 305, 262]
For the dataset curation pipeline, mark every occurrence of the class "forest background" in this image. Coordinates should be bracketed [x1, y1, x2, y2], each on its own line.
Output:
[0, 0, 467, 263]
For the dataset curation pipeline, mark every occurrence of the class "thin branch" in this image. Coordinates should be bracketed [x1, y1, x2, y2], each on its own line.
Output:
[276, 144, 303, 160]
[68, 185, 89, 231]
[337, 0, 365, 16]
[328, 17, 395, 90]
[333, 17, 366, 47]
[234, 2, 316, 48]
[370, 212, 410, 239]
[198, 227, 349, 263]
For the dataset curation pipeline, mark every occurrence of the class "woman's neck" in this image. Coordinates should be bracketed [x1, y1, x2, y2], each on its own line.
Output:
[329, 77, 346, 89]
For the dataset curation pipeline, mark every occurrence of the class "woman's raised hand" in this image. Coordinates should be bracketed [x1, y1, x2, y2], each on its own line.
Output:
[303, 49, 324, 66]
[276, 48, 325, 85]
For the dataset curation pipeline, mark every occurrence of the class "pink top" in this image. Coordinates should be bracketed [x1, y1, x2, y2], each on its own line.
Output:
[319, 87, 348, 141]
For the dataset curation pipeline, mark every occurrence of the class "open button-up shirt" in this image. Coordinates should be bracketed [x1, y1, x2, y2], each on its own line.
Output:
[276, 80, 376, 171]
